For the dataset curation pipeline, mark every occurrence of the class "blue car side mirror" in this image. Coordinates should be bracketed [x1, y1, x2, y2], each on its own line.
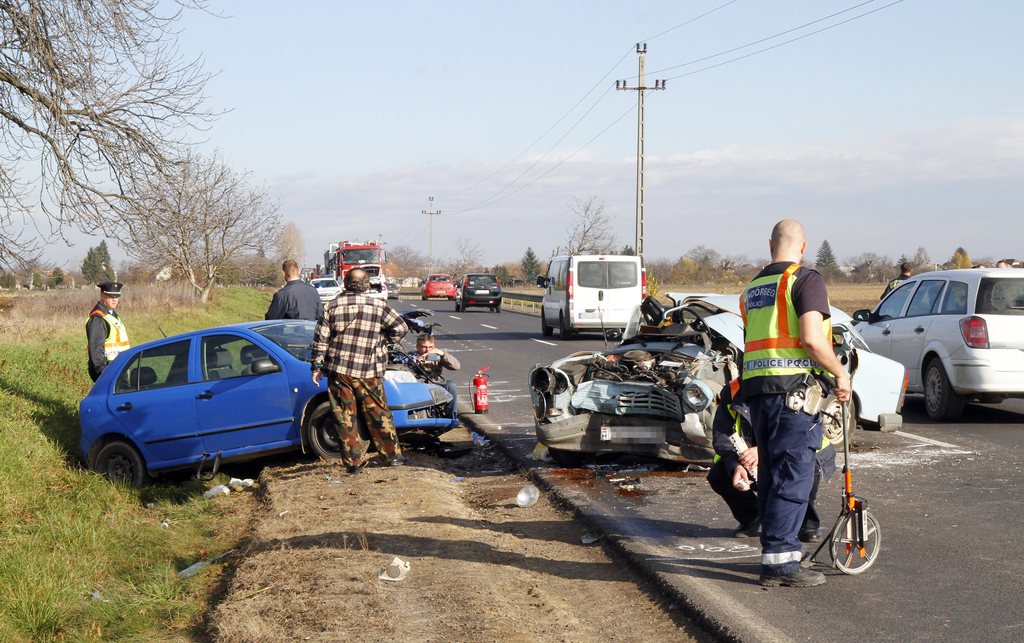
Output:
[250, 358, 281, 375]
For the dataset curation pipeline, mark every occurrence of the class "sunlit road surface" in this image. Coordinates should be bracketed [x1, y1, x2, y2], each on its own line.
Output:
[398, 299, 1024, 642]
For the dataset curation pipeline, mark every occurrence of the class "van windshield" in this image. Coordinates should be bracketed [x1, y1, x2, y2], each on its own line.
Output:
[976, 278, 1024, 315]
[577, 261, 637, 289]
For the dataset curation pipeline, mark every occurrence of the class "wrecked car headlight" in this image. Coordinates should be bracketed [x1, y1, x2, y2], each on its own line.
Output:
[384, 370, 418, 384]
[430, 386, 453, 405]
[530, 367, 555, 392]
[682, 379, 714, 413]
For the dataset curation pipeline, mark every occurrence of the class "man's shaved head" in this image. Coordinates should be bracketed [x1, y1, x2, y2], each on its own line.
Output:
[345, 268, 370, 292]
[769, 219, 806, 262]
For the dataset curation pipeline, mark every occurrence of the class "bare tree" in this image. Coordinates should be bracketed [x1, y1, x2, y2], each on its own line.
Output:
[387, 244, 427, 277]
[562, 196, 617, 255]
[123, 151, 280, 302]
[442, 237, 483, 277]
[0, 0, 214, 269]
[277, 222, 304, 264]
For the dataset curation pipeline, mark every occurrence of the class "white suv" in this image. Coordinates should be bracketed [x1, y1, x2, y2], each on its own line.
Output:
[853, 268, 1024, 420]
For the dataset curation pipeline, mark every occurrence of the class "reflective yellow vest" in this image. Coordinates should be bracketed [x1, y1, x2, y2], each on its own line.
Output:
[86, 309, 130, 361]
[740, 263, 830, 394]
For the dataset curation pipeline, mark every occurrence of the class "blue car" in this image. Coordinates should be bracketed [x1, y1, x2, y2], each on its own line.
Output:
[80, 320, 457, 486]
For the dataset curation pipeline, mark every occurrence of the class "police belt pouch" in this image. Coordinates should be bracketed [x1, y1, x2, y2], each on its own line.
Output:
[785, 374, 828, 415]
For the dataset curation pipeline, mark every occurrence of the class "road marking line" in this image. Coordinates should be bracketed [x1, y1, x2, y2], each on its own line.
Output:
[449, 315, 462, 319]
[480, 323, 498, 329]
[531, 338, 557, 346]
[893, 430, 966, 450]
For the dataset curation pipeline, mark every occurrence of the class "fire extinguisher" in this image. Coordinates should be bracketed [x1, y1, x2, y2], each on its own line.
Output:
[472, 367, 491, 414]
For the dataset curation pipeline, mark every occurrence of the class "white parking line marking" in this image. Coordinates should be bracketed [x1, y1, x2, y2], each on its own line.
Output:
[480, 324, 498, 329]
[449, 315, 462, 320]
[894, 430, 968, 450]
[531, 338, 557, 346]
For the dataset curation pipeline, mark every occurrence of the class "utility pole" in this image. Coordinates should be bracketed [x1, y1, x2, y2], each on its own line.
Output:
[616, 43, 666, 260]
[421, 196, 442, 273]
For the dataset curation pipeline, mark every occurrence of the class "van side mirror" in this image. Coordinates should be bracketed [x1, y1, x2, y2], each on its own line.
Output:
[852, 309, 873, 323]
[536, 276, 549, 288]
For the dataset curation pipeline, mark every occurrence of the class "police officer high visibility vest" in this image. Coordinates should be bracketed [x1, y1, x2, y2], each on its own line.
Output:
[740, 263, 830, 395]
[86, 309, 130, 361]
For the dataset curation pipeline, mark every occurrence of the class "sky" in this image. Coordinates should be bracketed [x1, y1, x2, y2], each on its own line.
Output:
[43, 0, 1024, 272]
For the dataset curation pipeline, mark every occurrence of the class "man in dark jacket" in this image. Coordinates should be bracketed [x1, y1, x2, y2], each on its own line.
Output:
[86, 281, 130, 382]
[265, 260, 323, 321]
[707, 378, 835, 541]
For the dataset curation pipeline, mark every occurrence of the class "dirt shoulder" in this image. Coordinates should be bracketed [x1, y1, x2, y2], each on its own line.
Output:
[210, 433, 705, 641]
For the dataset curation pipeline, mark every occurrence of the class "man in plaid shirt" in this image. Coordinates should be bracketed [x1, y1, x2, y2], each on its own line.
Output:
[311, 268, 408, 473]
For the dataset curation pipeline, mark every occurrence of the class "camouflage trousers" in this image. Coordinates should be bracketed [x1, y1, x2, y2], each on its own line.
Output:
[327, 374, 401, 467]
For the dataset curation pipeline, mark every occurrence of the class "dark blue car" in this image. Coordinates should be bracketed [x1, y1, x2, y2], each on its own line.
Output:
[80, 320, 457, 486]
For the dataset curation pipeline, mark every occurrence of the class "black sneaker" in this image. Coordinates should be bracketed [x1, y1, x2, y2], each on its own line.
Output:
[733, 520, 761, 538]
[798, 528, 827, 543]
[759, 567, 826, 587]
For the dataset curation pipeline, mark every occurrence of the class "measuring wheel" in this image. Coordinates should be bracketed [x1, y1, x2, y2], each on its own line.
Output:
[830, 508, 881, 575]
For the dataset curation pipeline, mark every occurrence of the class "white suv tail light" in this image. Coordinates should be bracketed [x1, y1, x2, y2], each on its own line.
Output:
[959, 316, 990, 349]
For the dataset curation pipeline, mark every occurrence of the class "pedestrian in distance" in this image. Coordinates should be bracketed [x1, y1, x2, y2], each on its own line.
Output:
[706, 378, 835, 541]
[310, 268, 408, 473]
[880, 261, 913, 300]
[740, 219, 851, 588]
[265, 259, 323, 321]
[415, 332, 461, 424]
[996, 259, 1013, 268]
[86, 281, 131, 382]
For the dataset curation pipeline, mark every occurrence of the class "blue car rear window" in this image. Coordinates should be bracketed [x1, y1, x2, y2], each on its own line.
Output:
[252, 321, 315, 360]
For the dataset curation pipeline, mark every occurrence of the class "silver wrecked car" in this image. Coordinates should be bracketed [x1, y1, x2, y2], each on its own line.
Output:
[528, 294, 906, 467]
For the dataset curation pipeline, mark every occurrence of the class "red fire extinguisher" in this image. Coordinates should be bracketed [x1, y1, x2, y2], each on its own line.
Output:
[472, 367, 491, 414]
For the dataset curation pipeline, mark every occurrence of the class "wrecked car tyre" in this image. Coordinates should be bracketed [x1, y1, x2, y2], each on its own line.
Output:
[306, 401, 372, 461]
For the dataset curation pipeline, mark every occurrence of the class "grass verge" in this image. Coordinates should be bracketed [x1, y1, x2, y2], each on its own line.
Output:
[0, 286, 271, 641]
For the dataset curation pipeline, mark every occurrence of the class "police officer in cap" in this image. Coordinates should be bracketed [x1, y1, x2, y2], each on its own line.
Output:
[86, 281, 130, 382]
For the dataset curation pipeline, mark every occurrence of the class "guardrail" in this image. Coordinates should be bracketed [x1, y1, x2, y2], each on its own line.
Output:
[501, 291, 543, 314]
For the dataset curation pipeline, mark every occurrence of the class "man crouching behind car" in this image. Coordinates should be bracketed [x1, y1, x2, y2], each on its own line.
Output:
[311, 268, 408, 473]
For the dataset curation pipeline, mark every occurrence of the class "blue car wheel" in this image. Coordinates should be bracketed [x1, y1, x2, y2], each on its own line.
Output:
[95, 440, 150, 487]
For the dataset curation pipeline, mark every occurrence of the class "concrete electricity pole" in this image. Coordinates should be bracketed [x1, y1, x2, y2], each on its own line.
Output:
[616, 43, 666, 260]
[422, 196, 442, 273]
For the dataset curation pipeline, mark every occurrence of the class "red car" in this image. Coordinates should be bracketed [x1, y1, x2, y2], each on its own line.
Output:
[421, 274, 456, 300]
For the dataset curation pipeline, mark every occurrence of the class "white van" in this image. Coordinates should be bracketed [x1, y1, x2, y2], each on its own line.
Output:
[538, 254, 645, 338]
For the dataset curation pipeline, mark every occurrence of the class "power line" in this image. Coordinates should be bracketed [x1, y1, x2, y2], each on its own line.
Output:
[453, 84, 618, 212]
[456, 102, 638, 213]
[639, 0, 741, 43]
[661, 0, 905, 82]
[437, 3, 737, 204]
[437, 47, 634, 200]
[639, 0, 899, 79]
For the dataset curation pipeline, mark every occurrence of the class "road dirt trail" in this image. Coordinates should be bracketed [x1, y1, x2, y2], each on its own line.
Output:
[210, 434, 705, 642]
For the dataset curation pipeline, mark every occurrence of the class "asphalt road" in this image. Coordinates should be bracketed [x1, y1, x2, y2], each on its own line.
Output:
[398, 298, 1024, 642]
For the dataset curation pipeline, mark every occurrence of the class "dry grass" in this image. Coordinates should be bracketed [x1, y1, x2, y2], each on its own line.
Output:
[0, 282, 203, 341]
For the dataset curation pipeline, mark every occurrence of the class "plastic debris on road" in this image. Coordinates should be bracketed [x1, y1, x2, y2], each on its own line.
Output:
[580, 534, 599, 545]
[178, 549, 236, 578]
[529, 443, 553, 462]
[379, 556, 411, 582]
[516, 483, 540, 507]
[470, 432, 489, 446]
[203, 484, 230, 499]
[228, 478, 255, 491]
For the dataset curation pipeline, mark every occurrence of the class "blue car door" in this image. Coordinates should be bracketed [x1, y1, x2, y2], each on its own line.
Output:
[194, 333, 296, 457]
[108, 338, 205, 470]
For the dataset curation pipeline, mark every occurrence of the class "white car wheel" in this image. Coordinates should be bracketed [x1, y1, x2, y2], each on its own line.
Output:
[923, 359, 965, 421]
